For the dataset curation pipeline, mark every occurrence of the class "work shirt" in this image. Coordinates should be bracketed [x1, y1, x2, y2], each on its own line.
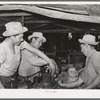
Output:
[80, 50, 100, 86]
[18, 49, 47, 77]
[0, 40, 27, 76]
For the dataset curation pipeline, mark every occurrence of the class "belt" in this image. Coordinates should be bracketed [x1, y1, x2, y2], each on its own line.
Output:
[18, 75, 38, 83]
[18, 67, 46, 82]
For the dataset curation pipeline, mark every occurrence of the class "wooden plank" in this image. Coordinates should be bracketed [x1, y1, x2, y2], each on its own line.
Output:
[25, 20, 53, 24]
[30, 29, 80, 33]
[36, 5, 89, 15]
[33, 24, 48, 29]
[24, 5, 100, 24]
[0, 5, 100, 23]
[21, 16, 24, 25]
[0, 12, 32, 17]
[29, 28, 100, 34]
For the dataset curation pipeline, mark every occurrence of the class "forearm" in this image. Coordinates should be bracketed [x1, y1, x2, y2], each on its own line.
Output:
[59, 78, 83, 88]
[25, 43, 56, 75]
[60, 82, 78, 88]
[78, 68, 85, 74]
[33, 61, 48, 67]
[85, 76, 100, 89]
[29, 60, 48, 67]
[25, 43, 52, 64]
[27, 56, 48, 67]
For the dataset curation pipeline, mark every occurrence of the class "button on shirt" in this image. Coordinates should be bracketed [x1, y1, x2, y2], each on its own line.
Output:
[0, 41, 27, 76]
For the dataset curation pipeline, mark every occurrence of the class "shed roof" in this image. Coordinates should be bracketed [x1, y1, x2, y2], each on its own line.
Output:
[0, 4, 100, 36]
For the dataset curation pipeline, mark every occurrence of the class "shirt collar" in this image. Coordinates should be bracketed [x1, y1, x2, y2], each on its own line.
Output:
[87, 49, 96, 58]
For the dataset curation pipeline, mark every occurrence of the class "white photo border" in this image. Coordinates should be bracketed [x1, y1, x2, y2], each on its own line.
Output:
[0, 1, 100, 99]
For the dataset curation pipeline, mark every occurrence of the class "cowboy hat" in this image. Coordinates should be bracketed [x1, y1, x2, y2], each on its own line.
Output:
[79, 34, 99, 45]
[28, 32, 46, 42]
[3, 22, 28, 37]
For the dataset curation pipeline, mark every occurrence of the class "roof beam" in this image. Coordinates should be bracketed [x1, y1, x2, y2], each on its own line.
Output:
[0, 12, 32, 17]
[0, 5, 100, 23]
[31, 29, 82, 33]
[25, 20, 53, 24]
[36, 5, 89, 15]
[24, 5, 100, 24]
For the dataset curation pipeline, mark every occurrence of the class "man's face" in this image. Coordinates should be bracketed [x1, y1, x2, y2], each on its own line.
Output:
[80, 43, 88, 56]
[31, 37, 43, 49]
[13, 33, 24, 46]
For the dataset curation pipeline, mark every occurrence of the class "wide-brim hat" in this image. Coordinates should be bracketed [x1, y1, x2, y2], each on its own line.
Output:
[79, 34, 99, 45]
[28, 32, 46, 43]
[3, 22, 28, 37]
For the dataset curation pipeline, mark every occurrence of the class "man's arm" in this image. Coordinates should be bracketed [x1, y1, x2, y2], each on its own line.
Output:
[28, 57, 48, 67]
[85, 53, 100, 89]
[0, 47, 6, 88]
[22, 50, 48, 67]
[85, 74, 100, 89]
[58, 78, 83, 88]
[21, 41, 56, 75]
[78, 68, 85, 75]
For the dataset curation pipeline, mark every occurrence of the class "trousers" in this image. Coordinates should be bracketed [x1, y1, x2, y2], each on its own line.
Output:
[0, 72, 18, 89]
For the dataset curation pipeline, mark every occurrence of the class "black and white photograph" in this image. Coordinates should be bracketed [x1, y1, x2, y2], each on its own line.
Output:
[0, 1, 100, 98]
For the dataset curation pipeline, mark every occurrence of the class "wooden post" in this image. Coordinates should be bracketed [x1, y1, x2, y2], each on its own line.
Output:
[21, 16, 24, 26]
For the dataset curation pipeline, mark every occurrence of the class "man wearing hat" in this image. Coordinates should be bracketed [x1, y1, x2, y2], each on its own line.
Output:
[18, 32, 58, 88]
[58, 34, 100, 89]
[0, 22, 55, 88]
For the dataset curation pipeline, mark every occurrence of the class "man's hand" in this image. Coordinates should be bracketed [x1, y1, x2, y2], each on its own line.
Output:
[45, 65, 52, 73]
[45, 59, 59, 77]
[58, 79, 63, 84]
[49, 62, 56, 75]
[78, 68, 84, 75]
[49, 59, 59, 76]
[43, 61, 56, 75]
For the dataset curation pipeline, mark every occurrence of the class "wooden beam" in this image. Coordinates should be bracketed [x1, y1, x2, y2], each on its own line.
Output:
[30, 29, 79, 33]
[36, 5, 89, 15]
[21, 16, 24, 26]
[33, 24, 49, 29]
[0, 12, 32, 17]
[0, 5, 100, 23]
[25, 20, 53, 24]
[53, 23, 87, 32]
[28, 29, 99, 34]
[24, 5, 100, 24]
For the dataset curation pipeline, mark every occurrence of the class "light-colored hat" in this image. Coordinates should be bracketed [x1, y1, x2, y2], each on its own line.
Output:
[28, 32, 46, 42]
[3, 22, 28, 37]
[79, 34, 99, 45]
